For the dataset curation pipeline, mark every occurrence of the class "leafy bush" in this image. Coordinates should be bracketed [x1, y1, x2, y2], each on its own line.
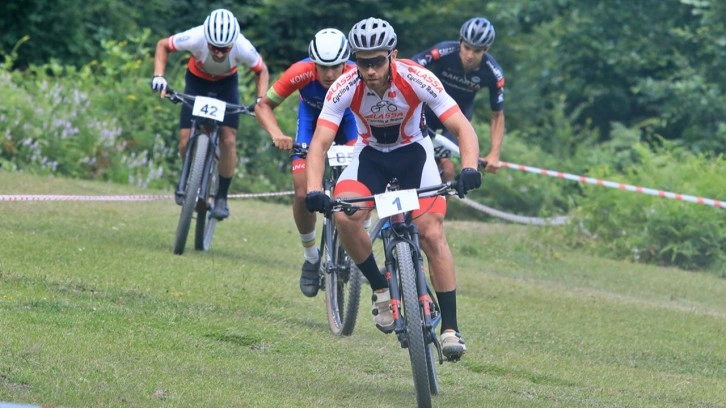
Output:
[0, 30, 292, 195]
[564, 141, 726, 274]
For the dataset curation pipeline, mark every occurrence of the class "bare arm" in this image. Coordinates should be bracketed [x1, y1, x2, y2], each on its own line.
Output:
[481, 110, 504, 173]
[253, 60, 270, 100]
[305, 125, 337, 192]
[153, 38, 173, 97]
[254, 96, 293, 150]
[442, 111, 480, 171]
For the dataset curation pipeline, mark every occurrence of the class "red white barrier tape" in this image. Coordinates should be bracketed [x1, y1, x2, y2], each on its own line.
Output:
[0, 191, 294, 202]
[500, 161, 724, 209]
[2, 161, 723, 209]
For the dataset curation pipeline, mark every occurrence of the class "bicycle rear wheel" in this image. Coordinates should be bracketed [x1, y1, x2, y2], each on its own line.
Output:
[173, 134, 209, 255]
[424, 288, 441, 395]
[396, 241, 432, 408]
[195, 146, 219, 251]
[324, 216, 361, 336]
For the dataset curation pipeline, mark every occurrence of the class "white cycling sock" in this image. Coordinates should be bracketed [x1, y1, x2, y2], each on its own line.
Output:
[301, 231, 318, 263]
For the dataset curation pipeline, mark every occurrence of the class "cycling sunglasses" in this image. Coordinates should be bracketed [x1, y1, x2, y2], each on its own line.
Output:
[355, 52, 392, 69]
[208, 44, 233, 53]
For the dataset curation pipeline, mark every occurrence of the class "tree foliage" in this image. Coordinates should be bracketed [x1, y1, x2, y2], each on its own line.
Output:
[2, 0, 725, 272]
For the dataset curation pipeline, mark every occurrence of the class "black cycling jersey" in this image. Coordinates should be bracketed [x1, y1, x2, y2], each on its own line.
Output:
[411, 40, 504, 137]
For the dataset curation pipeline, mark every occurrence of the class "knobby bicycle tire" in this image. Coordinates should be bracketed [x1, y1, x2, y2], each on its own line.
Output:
[196, 146, 219, 251]
[396, 241, 432, 408]
[324, 209, 361, 336]
[173, 134, 208, 255]
[424, 288, 440, 395]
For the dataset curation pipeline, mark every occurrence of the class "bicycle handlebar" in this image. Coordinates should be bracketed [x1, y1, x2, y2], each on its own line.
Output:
[290, 143, 309, 158]
[165, 89, 257, 117]
[330, 181, 459, 216]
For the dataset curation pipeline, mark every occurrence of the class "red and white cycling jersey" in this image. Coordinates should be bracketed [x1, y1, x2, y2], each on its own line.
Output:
[317, 59, 461, 152]
[168, 26, 264, 81]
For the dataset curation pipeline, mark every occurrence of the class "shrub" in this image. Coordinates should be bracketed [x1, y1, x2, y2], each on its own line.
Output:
[565, 141, 726, 274]
[0, 30, 293, 194]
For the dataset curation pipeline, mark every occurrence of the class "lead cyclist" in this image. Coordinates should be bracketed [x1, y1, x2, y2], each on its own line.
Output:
[304, 17, 482, 360]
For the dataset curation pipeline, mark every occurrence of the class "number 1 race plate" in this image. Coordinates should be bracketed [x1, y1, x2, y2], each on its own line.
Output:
[374, 189, 420, 218]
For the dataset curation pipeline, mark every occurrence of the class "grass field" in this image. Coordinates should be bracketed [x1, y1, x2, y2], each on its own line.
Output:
[1, 172, 724, 407]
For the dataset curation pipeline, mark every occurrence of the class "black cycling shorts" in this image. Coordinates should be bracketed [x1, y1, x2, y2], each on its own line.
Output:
[179, 70, 240, 130]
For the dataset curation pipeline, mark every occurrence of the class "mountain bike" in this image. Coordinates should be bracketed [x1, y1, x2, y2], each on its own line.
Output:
[329, 180, 462, 408]
[165, 90, 256, 255]
[293, 143, 362, 336]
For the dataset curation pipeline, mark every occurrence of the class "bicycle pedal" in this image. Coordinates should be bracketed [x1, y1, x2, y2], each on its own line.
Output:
[445, 355, 462, 363]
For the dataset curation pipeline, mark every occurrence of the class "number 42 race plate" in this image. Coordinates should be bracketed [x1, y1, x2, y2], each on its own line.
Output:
[192, 96, 226, 121]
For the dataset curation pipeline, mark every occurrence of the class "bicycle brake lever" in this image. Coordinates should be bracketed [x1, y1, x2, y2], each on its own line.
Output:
[342, 207, 359, 216]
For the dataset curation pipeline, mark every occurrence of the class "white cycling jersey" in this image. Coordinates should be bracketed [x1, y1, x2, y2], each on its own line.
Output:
[169, 26, 264, 81]
[318, 59, 461, 153]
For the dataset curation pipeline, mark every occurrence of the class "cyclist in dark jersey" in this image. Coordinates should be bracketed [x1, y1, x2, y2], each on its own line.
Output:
[411, 17, 504, 181]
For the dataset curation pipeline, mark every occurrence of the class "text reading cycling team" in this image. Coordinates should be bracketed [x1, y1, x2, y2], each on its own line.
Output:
[151, 10, 505, 362]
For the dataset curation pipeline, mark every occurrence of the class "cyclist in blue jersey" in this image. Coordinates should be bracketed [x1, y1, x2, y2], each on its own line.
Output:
[411, 17, 505, 181]
[255, 28, 357, 297]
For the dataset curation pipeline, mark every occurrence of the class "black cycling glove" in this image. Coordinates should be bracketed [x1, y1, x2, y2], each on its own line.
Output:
[305, 191, 330, 214]
[454, 168, 482, 198]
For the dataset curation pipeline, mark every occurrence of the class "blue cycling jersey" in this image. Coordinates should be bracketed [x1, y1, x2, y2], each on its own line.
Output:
[267, 58, 357, 154]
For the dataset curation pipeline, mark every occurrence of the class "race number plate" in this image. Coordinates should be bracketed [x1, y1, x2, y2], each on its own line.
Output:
[327, 145, 354, 167]
[192, 96, 226, 121]
[431, 133, 460, 159]
[374, 189, 420, 218]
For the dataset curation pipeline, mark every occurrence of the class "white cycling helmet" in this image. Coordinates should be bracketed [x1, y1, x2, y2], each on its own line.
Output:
[309, 28, 350, 66]
[348, 17, 397, 53]
[203, 9, 240, 48]
[460, 17, 495, 48]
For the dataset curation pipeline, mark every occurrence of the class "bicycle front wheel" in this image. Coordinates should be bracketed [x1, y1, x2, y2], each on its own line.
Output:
[396, 241, 432, 408]
[195, 145, 219, 251]
[173, 134, 209, 255]
[324, 216, 361, 336]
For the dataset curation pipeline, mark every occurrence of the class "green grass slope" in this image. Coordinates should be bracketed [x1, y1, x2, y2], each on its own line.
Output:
[1, 172, 724, 407]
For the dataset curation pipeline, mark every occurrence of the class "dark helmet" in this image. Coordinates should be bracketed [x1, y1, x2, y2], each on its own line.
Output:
[460, 17, 495, 48]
